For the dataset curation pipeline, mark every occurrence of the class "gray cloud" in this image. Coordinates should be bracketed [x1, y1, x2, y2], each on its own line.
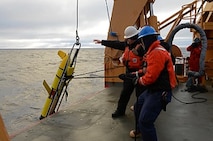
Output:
[0, 0, 111, 36]
[154, 0, 193, 20]
[0, 0, 195, 48]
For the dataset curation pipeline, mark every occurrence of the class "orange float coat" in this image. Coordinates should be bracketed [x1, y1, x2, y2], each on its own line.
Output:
[139, 40, 176, 90]
[122, 45, 143, 70]
[186, 44, 201, 72]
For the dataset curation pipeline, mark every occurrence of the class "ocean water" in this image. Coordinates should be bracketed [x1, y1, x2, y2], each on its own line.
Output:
[0, 48, 105, 134]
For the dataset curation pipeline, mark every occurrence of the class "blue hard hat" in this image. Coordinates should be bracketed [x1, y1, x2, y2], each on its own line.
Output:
[157, 35, 163, 41]
[138, 26, 158, 39]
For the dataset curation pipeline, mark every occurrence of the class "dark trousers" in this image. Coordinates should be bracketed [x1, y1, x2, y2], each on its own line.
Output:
[134, 90, 163, 141]
[116, 79, 145, 113]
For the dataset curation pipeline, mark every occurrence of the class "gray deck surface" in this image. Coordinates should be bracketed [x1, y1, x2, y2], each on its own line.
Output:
[10, 83, 213, 141]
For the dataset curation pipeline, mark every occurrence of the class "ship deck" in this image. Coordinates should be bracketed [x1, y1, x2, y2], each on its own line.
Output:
[10, 83, 213, 141]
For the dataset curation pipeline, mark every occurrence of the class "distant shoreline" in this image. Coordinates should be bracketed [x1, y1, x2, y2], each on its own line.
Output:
[0, 46, 189, 50]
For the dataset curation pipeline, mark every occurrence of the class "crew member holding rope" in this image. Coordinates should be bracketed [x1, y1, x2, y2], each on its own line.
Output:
[94, 26, 145, 118]
[130, 26, 176, 140]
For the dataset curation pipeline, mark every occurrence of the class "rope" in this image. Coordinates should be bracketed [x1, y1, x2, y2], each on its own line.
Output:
[75, 0, 80, 45]
[104, 0, 112, 33]
[73, 64, 124, 79]
[104, 0, 118, 38]
[76, 0, 79, 34]
[74, 69, 105, 77]
[56, 0, 81, 112]
[73, 68, 119, 79]
[172, 91, 207, 104]
[74, 76, 118, 79]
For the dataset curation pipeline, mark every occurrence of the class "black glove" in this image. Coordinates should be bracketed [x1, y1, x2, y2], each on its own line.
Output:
[125, 73, 136, 79]
[126, 72, 141, 85]
[118, 73, 126, 80]
[119, 73, 138, 81]
[119, 73, 140, 85]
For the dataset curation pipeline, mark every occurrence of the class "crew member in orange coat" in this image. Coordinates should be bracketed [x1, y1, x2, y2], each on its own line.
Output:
[130, 26, 177, 141]
[186, 38, 202, 92]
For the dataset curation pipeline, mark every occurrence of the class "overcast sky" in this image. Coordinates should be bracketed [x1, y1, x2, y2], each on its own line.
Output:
[0, 0, 194, 49]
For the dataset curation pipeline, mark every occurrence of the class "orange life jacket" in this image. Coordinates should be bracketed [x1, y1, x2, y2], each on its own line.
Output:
[122, 46, 143, 70]
[139, 41, 177, 90]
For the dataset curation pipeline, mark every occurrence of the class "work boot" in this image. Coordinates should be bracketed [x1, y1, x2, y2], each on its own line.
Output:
[130, 105, 134, 111]
[129, 130, 141, 138]
[112, 110, 125, 118]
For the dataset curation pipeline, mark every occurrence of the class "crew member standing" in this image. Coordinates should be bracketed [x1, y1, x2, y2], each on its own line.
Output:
[131, 26, 176, 141]
[186, 38, 202, 92]
[94, 26, 145, 118]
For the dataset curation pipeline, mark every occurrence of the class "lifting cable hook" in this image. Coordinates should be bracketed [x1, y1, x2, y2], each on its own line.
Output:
[75, 30, 80, 46]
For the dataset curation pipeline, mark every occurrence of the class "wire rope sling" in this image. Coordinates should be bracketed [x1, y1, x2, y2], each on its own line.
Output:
[39, 0, 81, 120]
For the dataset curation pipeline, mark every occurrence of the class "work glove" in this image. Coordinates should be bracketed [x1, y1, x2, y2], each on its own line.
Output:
[118, 73, 126, 80]
[119, 73, 138, 81]
[119, 72, 141, 85]
[125, 73, 136, 79]
[128, 71, 140, 85]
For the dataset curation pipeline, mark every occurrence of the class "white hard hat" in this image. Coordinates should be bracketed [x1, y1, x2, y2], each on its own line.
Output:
[124, 26, 139, 39]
